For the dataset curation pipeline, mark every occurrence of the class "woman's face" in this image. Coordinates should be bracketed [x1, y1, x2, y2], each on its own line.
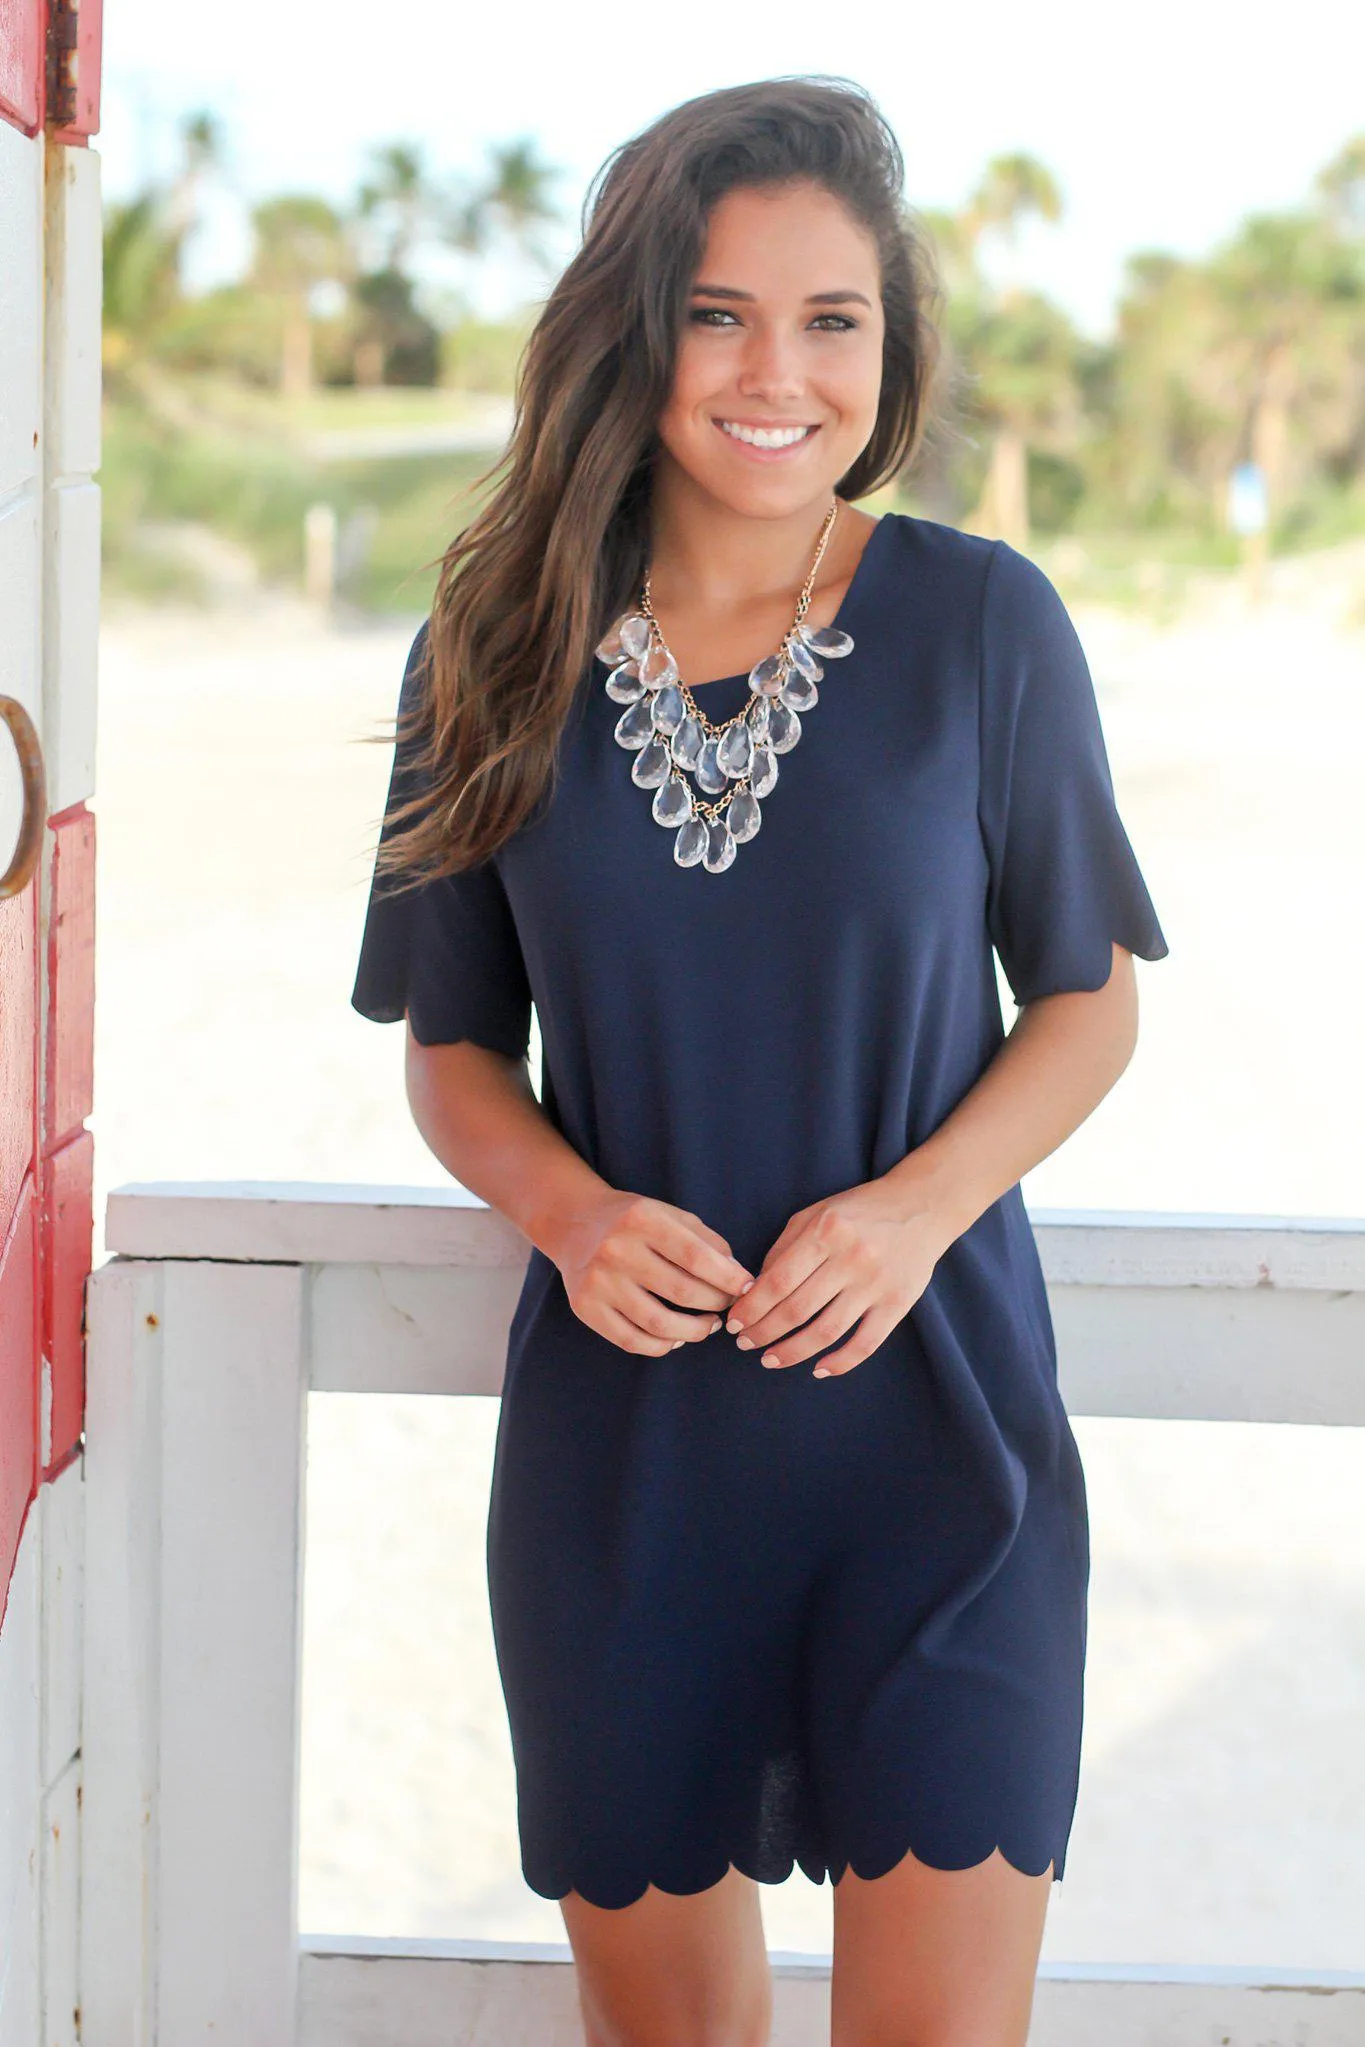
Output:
[654, 178, 886, 522]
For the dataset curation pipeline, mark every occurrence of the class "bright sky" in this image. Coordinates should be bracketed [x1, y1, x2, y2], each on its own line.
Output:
[100, 0, 1365, 338]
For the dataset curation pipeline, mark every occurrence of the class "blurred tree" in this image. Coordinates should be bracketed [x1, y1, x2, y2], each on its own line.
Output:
[452, 136, 560, 267]
[947, 154, 1076, 546]
[102, 193, 183, 382]
[356, 141, 432, 273]
[250, 195, 351, 398]
[962, 152, 1063, 251]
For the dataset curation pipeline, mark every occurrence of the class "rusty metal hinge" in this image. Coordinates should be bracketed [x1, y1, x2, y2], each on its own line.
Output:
[46, 0, 80, 131]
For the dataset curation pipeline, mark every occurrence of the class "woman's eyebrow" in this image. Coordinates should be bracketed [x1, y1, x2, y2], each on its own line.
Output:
[690, 283, 873, 308]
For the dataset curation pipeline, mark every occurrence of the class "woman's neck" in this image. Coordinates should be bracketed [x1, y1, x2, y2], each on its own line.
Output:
[645, 462, 841, 613]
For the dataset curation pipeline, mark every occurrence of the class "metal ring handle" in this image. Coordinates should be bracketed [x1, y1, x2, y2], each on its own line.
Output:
[0, 696, 47, 900]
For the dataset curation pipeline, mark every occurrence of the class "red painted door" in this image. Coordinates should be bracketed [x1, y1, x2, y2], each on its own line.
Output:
[0, 707, 42, 1611]
[0, 0, 100, 1620]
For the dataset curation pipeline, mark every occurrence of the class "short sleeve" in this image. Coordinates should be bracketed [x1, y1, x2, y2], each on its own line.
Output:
[350, 620, 534, 1058]
[978, 540, 1169, 1006]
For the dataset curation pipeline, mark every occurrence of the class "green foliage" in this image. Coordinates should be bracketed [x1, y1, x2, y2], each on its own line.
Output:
[100, 113, 1365, 608]
[440, 313, 534, 394]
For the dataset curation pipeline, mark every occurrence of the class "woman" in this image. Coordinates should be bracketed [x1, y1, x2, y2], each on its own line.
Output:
[351, 76, 1168, 2047]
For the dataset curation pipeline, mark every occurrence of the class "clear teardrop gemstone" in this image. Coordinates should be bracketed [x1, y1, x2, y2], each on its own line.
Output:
[614, 697, 656, 749]
[750, 698, 771, 743]
[640, 641, 679, 689]
[786, 635, 823, 681]
[748, 653, 786, 696]
[652, 775, 693, 827]
[596, 618, 628, 664]
[717, 721, 754, 779]
[728, 788, 761, 842]
[696, 737, 728, 794]
[604, 659, 645, 702]
[766, 702, 801, 753]
[671, 715, 704, 768]
[651, 682, 686, 734]
[703, 820, 737, 872]
[780, 671, 819, 713]
[631, 737, 672, 787]
[799, 624, 854, 658]
[674, 816, 708, 866]
[619, 614, 651, 660]
[751, 746, 778, 798]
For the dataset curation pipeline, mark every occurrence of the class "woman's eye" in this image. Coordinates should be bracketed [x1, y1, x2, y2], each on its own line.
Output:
[687, 307, 858, 332]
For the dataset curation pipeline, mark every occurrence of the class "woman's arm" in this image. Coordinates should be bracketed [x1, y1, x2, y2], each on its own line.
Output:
[404, 1031, 754, 1354]
[880, 939, 1139, 1244]
[723, 943, 1140, 1375]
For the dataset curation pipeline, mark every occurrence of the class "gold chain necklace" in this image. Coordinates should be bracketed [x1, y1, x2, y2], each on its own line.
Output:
[595, 499, 855, 873]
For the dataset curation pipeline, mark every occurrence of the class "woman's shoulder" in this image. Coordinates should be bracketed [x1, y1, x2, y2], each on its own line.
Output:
[867, 511, 994, 606]
[871, 514, 1067, 625]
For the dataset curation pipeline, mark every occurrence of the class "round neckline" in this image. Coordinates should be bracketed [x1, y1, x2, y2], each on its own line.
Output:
[638, 510, 893, 694]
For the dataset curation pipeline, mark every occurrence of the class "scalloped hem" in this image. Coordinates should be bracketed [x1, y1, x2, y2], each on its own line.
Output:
[523, 1835, 1064, 1912]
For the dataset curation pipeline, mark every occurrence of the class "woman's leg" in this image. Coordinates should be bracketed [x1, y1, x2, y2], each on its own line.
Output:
[561, 1865, 774, 2047]
[830, 1845, 1053, 2047]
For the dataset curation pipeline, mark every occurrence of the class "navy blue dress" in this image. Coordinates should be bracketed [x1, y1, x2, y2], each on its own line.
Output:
[351, 512, 1169, 1908]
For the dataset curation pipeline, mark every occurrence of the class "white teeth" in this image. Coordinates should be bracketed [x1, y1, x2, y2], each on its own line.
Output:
[719, 421, 813, 450]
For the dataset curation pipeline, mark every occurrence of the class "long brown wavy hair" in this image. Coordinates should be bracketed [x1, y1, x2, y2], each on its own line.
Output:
[371, 75, 943, 887]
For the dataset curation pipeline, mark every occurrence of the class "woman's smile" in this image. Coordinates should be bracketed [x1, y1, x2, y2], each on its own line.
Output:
[714, 418, 821, 457]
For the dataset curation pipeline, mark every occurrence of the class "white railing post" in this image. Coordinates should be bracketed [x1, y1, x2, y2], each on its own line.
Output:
[82, 1255, 308, 2046]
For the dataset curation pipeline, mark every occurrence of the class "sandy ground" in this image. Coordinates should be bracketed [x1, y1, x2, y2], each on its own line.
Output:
[91, 541, 1365, 1969]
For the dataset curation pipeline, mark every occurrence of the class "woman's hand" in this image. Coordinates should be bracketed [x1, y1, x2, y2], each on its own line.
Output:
[725, 1178, 952, 1377]
[550, 1190, 755, 1357]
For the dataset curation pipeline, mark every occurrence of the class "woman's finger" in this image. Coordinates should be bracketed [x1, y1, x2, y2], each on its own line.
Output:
[752, 1286, 872, 1369]
[726, 1224, 831, 1341]
[732, 1262, 844, 1355]
[807, 1300, 903, 1378]
[621, 1239, 736, 1312]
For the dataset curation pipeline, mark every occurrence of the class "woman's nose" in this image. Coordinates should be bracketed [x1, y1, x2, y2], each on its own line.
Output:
[735, 323, 805, 401]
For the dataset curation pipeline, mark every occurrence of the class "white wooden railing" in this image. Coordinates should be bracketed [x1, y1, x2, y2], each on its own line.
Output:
[78, 1185, 1365, 2047]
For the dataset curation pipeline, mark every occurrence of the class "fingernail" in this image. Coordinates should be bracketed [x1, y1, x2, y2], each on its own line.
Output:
[725, 1317, 741, 1333]
[671, 1339, 684, 1349]
[739, 1280, 755, 1295]
[735, 1336, 753, 1350]
[710, 1317, 723, 1334]
[812, 1366, 830, 1378]
[761, 1352, 780, 1367]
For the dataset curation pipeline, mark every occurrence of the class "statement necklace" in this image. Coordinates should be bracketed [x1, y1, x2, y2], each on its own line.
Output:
[595, 499, 855, 872]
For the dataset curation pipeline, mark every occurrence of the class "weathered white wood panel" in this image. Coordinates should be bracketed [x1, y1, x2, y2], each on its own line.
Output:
[43, 142, 101, 483]
[0, 490, 39, 726]
[105, 1179, 529, 1269]
[0, 1511, 41, 2047]
[42, 477, 99, 811]
[154, 1260, 307, 2047]
[310, 1261, 528, 1395]
[1054, 1283, 1365, 1424]
[40, 1756, 81, 2047]
[297, 1940, 1365, 2047]
[0, 122, 40, 502]
[39, 1456, 82, 1785]
[81, 1259, 161, 2047]
[1033, 1211, 1365, 1292]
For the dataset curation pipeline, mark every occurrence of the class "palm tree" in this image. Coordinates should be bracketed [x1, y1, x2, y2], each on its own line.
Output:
[250, 195, 350, 399]
[457, 137, 560, 268]
[952, 154, 1072, 547]
[356, 142, 432, 273]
